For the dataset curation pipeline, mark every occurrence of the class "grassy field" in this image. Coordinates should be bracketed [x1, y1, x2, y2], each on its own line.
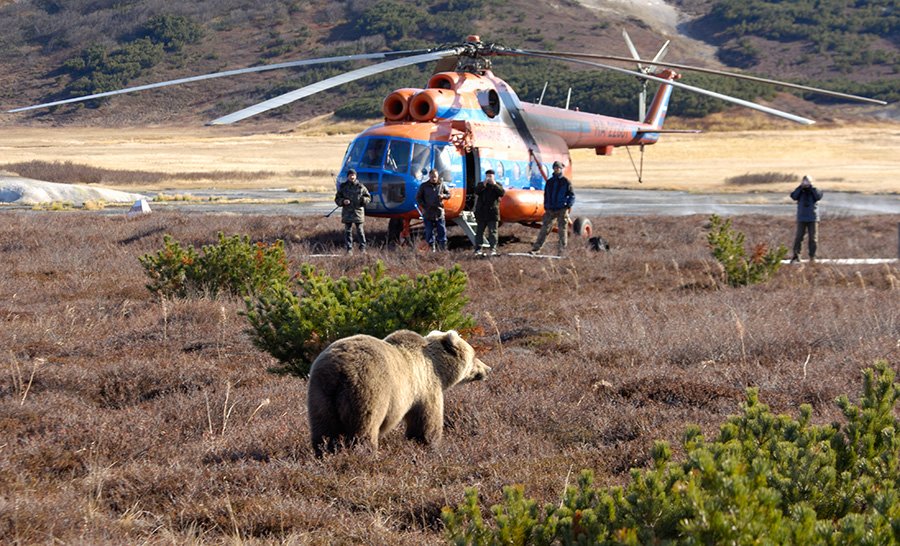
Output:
[0, 211, 897, 543]
[1, 118, 897, 194]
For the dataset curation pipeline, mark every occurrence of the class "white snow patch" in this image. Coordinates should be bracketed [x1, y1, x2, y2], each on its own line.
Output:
[0, 176, 148, 205]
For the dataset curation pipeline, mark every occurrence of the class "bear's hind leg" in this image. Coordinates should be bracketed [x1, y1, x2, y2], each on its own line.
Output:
[309, 392, 346, 457]
[404, 396, 444, 445]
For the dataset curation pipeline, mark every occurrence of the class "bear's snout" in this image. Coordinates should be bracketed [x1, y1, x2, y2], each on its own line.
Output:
[470, 358, 491, 381]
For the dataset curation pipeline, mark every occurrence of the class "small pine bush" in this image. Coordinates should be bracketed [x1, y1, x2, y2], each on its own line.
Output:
[707, 214, 787, 286]
[139, 233, 289, 298]
[443, 362, 900, 545]
[243, 260, 476, 377]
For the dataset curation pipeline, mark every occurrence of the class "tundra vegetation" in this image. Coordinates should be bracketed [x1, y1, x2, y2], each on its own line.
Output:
[0, 211, 897, 544]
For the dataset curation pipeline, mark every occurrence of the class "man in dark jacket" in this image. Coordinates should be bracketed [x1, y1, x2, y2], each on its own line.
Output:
[531, 160, 575, 255]
[473, 169, 506, 256]
[334, 169, 371, 254]
[790, 175, 823, 263]
[415, 169, 451, 251]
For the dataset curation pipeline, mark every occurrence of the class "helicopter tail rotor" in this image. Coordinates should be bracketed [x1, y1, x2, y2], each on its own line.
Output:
[623, 30, 670, 122]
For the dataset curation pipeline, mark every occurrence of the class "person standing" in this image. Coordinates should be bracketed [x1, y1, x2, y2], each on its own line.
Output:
[790, 175, 823, 263]
[416, 169, 451, 251]
[473, 169, 506, 256]
[531, 160, 575, 255]
[334, 169, 371, 254]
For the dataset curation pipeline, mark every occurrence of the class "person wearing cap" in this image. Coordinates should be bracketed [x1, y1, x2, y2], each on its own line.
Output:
[334, 169, 371, 254]
[473, 169, 506, 256]
[531, 160, 575, 255]
[789, 175, 823, 263]
[416, 169, 452, 251]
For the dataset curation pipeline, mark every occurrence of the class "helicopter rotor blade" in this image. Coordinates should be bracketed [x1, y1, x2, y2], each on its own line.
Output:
[504, 49, 818, 125]
[7, 49, 434, 114]
[648, 40, 670, 72]
[622, 30, 644, 71]
[516, 49, 887, 105]
[208, 49, 461, 125]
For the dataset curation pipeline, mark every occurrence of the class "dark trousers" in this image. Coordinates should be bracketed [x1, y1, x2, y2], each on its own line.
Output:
[792, 221, 817, 258]
[532, 208, 569, 253]
[343, 222, 366, 250]
[474, 218, 499, 250]
[423, 217, 447, 250]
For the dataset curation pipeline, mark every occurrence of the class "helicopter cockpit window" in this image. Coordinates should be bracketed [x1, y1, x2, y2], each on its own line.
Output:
[433, 144, 454, 184]
[385, 139, 411, 174]
[495, 161, 505, 180]
[343, 139, 366, 170]
[410, 143, 431, 178]
[360, 138, 387, 168]
[477, 89, 500, 118]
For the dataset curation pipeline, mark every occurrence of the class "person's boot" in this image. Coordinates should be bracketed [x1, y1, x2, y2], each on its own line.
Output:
[790, 255, 800, 263]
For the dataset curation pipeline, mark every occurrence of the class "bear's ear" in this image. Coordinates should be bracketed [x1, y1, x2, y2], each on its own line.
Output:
[439, 330, 463, 357]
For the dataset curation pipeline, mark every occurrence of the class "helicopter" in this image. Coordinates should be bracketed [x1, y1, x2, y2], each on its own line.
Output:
[9, 34, 886, 246]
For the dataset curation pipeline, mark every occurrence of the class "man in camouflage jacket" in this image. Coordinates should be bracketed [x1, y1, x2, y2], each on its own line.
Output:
[335, 169, 371, 253]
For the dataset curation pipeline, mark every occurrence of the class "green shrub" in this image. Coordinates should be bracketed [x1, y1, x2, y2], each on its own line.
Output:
[139, 233, 289, 298]
[139, 14, 203, 52]
[443, 362, 900, 545]
[58, 15, 201, 104]
[243, 260, 475, 377]
[707, 214, 787, 287]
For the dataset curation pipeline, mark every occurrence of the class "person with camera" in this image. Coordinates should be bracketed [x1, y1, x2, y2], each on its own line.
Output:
[473, 169, 506, 256]
[789, 175, 823, 263]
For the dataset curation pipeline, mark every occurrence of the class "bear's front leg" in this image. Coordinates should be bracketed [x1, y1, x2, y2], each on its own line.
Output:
[404, 393, 444, 445]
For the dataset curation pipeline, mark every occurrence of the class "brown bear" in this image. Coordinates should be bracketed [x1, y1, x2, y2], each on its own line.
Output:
[307, 329, 490, 456]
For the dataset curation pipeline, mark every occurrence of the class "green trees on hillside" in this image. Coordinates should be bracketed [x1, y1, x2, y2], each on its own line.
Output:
[27, 0, 895, 118]
[708, 0, 899, 75]
[59, 15, 202, 103]
[349, 0, 486, 45]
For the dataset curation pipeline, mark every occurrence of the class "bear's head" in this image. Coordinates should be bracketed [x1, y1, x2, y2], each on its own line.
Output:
[425, 330, 490, 389]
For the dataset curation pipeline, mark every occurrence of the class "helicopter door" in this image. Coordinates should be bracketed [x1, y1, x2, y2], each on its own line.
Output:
[464, 149, 479, 210]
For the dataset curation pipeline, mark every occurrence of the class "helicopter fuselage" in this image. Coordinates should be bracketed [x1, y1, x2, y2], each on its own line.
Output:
[337, 69, 677, 224]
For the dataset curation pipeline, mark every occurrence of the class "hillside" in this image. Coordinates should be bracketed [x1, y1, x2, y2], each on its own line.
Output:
[0, 0, 895, 127]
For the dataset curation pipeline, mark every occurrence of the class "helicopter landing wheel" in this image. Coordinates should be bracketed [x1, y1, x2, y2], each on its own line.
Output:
[572, 217, 592, 238]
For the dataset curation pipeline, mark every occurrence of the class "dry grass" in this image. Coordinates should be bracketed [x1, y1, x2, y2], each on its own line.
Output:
[0, 211, 897, 543]
[0, 122, 897, 193]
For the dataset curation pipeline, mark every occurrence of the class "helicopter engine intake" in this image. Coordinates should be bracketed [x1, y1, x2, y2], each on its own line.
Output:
[409, 89, 459, 122]
[382, 88, 419, 121]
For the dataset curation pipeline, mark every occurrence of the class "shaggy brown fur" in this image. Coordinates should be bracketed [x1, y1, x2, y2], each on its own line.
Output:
[307, 330, 490, 456]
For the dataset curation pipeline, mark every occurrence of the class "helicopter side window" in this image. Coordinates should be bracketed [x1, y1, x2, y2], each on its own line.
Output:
[385, 139, 411, 174]
[410, 143, 431, 178]
[357, 171, 379, 197]
[495, 161, 505, 181]
[361, 138, 387, 168]
[433, 144, 454, 185]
